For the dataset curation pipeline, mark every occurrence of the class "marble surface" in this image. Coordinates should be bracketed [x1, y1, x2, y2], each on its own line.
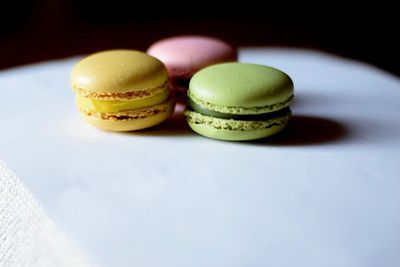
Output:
[0, 48, 399, 267]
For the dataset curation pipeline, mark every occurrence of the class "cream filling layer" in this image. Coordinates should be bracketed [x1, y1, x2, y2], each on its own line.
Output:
[188, 91, 294, 115]
[79, 99, 173, 121]
[76, 89, 169, 113]
[72, 81, 168, 100]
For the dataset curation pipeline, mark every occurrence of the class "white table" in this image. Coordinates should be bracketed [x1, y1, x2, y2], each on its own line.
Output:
[1, 48, 399, 267]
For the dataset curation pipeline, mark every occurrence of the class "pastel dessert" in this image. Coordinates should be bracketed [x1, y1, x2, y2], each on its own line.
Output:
[147, 36, 237, 100]
[70, 50, 174, 131]
[184, 63, 294, 141]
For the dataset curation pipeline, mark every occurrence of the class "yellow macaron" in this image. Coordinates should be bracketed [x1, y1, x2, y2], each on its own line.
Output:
[70, 50, 175, 131]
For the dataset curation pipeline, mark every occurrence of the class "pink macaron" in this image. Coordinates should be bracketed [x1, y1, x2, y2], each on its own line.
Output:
[147, 36, 237, 101]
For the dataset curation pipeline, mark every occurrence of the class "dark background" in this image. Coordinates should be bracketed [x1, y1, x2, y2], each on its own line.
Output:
[1, 0, 398, 76]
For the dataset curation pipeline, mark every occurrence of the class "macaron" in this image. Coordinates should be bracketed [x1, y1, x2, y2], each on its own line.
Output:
[70, 50, 174, 131]
[184, 63, 294, 141]
[147, 36, 237, 100]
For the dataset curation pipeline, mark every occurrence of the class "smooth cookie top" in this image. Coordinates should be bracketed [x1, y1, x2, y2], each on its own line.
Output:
[147, 36, 237, 78]
[189, 63, 294, 114]
[71, 50, 168, 94]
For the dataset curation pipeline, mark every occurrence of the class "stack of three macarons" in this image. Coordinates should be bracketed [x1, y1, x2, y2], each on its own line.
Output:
[70, 36, 294, 141]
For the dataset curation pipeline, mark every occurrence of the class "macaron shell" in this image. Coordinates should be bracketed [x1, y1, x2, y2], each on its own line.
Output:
[71, 50, 168, 94]
[189, 63, 294, 111]
[187, 120, 288, 141]
[80, 98, 174, 131]
[147, 36, 237, 79]
[184, 108, 290, 141]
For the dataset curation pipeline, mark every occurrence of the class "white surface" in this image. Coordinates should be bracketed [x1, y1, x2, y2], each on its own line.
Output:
[0, 161, 93, 267]
[0, 48, 400, 267]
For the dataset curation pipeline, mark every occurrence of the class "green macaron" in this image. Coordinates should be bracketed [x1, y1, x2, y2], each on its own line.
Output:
[184, 63, 294, 141]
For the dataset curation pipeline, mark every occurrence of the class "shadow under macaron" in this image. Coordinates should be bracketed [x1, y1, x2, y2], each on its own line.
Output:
[247, 115, 348, 146]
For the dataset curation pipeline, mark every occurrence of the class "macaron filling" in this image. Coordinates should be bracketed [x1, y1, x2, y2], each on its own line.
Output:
[79, 99, 173, 121]
[188, 98, 291, 121]
[76, 89, 169, 113]
[188, 97, 291, 121]
[187, 91, 293, 115]
[71, 81, 169, 101]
